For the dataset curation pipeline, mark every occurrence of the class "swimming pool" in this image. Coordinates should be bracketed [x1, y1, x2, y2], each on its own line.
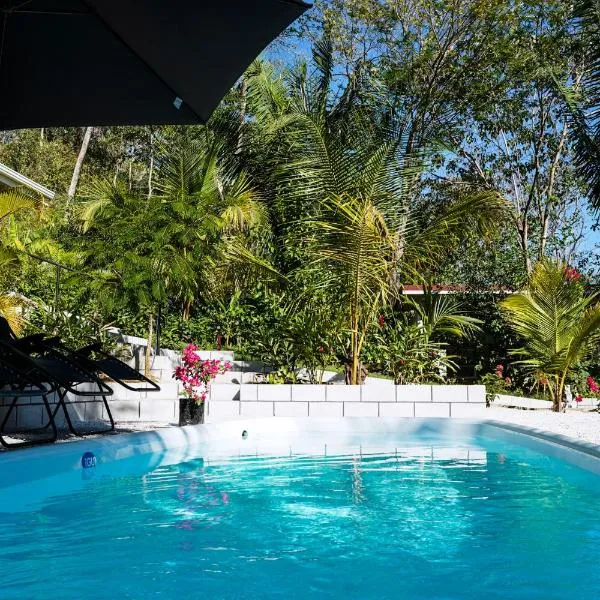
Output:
[0, 419, 598, 599]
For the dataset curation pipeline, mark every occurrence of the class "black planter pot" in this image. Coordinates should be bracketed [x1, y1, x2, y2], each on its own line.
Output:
[179, 397, 205, 426]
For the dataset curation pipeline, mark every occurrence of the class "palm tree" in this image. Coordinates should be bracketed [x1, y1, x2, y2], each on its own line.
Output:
[562, 1, 600, 208]
[305, 188, 503, 383]
[77, 129, 268, 361]
[244, 40, 506, 384]
[500, 260, 600, 411]
[0, 189, 42, 333]
[379, 291, 481, 384]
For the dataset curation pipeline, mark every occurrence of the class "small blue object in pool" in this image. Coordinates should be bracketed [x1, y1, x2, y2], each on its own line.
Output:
[81, 451, 96, 469]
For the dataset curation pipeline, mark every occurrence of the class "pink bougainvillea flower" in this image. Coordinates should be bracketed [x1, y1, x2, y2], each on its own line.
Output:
[575, 394, 583, 403]
[173, 343, 231, 405]
[564, 266, 582, 281]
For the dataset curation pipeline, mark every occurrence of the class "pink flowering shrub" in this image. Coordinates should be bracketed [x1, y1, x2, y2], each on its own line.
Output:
[173, 343, 232, 404]
[587, 375, 599, 395]
[564, 266, 582, 281]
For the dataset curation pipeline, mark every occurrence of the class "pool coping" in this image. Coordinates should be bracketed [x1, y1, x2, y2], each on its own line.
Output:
[0, 418, 598, 479]
[483, 419, 600, 461]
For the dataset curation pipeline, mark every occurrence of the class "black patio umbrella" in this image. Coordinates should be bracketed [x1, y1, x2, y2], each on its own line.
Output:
[0, 0, 309, 129]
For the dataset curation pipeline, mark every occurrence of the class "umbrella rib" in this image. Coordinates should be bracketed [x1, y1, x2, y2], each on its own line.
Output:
[80, 0, 206, 123]
[277, 0, 313, 7]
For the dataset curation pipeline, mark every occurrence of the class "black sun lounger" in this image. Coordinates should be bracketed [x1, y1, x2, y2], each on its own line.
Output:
[65, 342, 161, 393]
[0, 343, 58, 448]
[0, 333, 115, 437]
[0, 317, 160, 393]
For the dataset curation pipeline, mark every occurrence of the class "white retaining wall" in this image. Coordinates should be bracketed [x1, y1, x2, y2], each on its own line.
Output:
[205, 384, 487, 423]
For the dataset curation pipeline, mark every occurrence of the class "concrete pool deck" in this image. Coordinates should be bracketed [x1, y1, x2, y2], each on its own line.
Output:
[487, 405, 600, 447]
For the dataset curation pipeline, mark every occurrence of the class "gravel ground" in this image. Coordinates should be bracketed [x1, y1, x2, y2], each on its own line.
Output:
[487, 405, 600, 447]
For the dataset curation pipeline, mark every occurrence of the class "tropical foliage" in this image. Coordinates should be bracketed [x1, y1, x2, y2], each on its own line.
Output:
[0, 0, 599, 398]
[376, 293, 481, 385]
[500, 261, 600, 411]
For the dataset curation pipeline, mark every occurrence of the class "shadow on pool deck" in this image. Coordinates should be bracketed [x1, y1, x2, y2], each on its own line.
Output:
[0, 422, 174, 451]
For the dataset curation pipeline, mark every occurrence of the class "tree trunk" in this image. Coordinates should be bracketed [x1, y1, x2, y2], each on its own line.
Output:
[147, 128, 154, 200]
[517, 222, 532, 276]
[67, 126, 93, 200]
[145, 310, 153, 379]
[235, 77, 248, 155]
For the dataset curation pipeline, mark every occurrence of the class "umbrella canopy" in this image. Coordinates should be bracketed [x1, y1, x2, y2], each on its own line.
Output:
[0, 0, 309, 129]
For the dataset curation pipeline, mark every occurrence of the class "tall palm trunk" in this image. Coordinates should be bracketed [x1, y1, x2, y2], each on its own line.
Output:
[350, 307, 360, 385]
[67, 126, 93, 201]
[554, 371, 569, 412]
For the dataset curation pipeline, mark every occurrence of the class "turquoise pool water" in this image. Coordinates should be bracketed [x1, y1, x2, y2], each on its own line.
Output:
[0, 430, 598, 599]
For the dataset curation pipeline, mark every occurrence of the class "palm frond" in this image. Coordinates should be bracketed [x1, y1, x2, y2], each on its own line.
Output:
[500, 260, 600, 378]
[0, 190, 40, 223]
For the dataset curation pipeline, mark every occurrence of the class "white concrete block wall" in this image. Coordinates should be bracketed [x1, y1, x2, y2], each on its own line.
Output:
[414, 403, 450, 418]
[1, 375, 489, 433]
[397, 385, 431, 402]
[0, 379, 180, 433]
[450, 403, 488, 418]
[379, 403, 414, 417]
[291, 385, 326, 402]
[344, 402, 378, 417]
[309, 402, 343, 417]
[361, 386, 394, 402]
[327, 385, 360, 402]
[274, 402, 309, 417]
[240, 402, 274, 418]
[205, 383, 489, 423]
[258, 385, 291, 402]
[467, 386, 486, 403]
[432, 385, 467, 403]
